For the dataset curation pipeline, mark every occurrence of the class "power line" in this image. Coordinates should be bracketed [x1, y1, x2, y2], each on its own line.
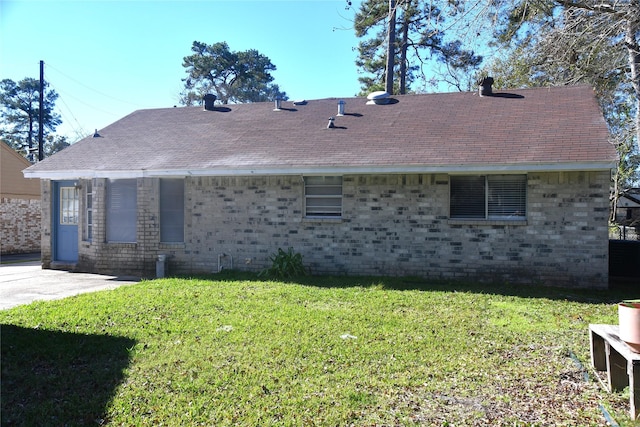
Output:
[44, 64, 129, 141]
[47, 80, 91, 142]
[45, 62, 153, 109]
[49, 80, 122, 118]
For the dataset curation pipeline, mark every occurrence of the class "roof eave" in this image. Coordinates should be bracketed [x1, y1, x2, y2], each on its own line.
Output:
[23, 161, 617, 180]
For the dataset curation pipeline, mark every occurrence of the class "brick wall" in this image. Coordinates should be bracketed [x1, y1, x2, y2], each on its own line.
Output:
[0, 197, 41, 254]
[64, 171, 610, 287]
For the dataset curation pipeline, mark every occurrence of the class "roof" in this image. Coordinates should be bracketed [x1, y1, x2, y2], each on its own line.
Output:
[618, 195, 640, 208]
[1, 141, 41, 198]
[619, 189, 640, 208]
[24, 85, 618, 179]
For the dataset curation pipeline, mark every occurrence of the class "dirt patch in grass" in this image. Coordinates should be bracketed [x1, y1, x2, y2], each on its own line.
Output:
[350, 343, 619, 426]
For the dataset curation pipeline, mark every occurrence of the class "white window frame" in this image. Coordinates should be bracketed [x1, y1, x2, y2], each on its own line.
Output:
[450, 174, 527, 221]
[304, 176, 343, 218]
[84, 180, 93, 241]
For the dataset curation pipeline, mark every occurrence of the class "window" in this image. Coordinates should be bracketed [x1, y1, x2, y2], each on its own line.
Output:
[60, 186, 79, 224]
[160, 179, 184, 242]
[84, 180, 93, 241]
[450, 175, 526, 220]
[106, 179, 137, 242]
[304, 176, 342, 218]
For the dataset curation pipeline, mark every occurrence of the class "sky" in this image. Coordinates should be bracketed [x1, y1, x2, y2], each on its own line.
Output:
[1, 0, 364, 142]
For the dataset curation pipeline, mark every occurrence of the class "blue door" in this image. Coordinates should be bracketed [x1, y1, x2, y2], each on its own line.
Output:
[54, 181, 79, 262]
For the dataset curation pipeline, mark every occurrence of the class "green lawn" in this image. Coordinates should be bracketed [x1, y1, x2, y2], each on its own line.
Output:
[1, 274, 638, 426]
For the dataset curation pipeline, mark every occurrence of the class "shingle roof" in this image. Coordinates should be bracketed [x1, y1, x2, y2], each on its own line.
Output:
[24, 85, 617, 179]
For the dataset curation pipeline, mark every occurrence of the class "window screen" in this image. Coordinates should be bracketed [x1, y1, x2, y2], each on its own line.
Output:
[106, 179, 137, 242]
[450, 176, 485, 219]
[160, 179, 185, 242]
[304, 176, 342, 218]
[450, 175, 526, 220]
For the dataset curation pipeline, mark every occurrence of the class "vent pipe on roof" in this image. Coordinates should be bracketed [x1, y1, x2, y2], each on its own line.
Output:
[327, 117, 335, 129]
[93, 129, 100, 138]
[274, 98, 282, 111]
[337, 100, 346, 116]
[478, 77, 494, 97]
[203, 94, 217, 111]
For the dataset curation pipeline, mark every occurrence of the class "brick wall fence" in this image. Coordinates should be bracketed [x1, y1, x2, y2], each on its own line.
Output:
[41, 170, 610, 287]
[0, 197, 41, 254]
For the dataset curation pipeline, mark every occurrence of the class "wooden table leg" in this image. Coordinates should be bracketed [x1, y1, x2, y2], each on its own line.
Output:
[630, 359, 640, 419]
[591, 329, 607, 371]
[607, 341, 630, 392]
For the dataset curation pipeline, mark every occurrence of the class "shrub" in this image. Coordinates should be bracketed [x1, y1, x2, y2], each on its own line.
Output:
[259, 247, 306, 279]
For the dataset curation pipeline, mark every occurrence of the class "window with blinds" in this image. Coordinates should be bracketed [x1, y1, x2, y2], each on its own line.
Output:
[160, 178, 185, 242]
[106, 179, 137, 242]
[304, 176, 342, 218]
[450, 175, 526, 220]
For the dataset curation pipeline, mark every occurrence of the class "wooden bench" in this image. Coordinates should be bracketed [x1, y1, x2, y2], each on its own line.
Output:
[589, 324, 640, 419]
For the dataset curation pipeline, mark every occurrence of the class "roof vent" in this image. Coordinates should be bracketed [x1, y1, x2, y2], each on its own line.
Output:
[327, 117, 335, 129]
[366, 90, 391, 105]
[274, 98, 282, 111]
[337, 100, 346, 116]
[203, 94, 217, 111]
[93, 129, 101, 138]
[293, 100, 307, 106]
[478, 77, 494, 97]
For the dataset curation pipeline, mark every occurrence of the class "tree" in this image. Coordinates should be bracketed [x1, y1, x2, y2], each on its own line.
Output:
[180, 41, 287, 105]
[485, 0, 640, 216]
[350, 0, 484, 95]
[44, 135, 70, 157]
[0, 78, 61, 162]
[492, 0, 638, 147]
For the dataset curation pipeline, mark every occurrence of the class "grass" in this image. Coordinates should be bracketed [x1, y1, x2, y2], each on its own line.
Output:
[1, 273, 639, 426]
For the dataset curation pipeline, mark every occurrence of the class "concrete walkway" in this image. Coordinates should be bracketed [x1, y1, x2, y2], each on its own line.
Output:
[0, 261, 139, 310]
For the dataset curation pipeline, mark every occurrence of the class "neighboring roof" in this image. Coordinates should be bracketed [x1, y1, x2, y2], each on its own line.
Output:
[618, 195, 640, 208]
[24, 85, 618, 179]
[618, 189, 640, 208]
[1, 141, 40, 198]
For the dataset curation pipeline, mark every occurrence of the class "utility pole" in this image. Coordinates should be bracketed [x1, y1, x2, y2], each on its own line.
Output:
[38, 60, 44, 161]
[384, 0, 396, 95]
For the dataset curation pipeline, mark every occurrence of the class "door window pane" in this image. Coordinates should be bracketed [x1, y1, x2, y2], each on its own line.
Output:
[60, 187, 79, 225]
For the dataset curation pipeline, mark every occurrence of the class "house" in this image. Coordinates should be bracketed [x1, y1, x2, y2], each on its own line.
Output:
[612, 189, 640, 241]
[615, 189, 640, 227]
[1, 141, 41, 255]
[23, 85, 617, 287]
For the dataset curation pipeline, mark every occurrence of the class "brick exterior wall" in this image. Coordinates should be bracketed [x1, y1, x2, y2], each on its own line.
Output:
[0, 197, 41, 254]
[40, 171, 611, 287]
